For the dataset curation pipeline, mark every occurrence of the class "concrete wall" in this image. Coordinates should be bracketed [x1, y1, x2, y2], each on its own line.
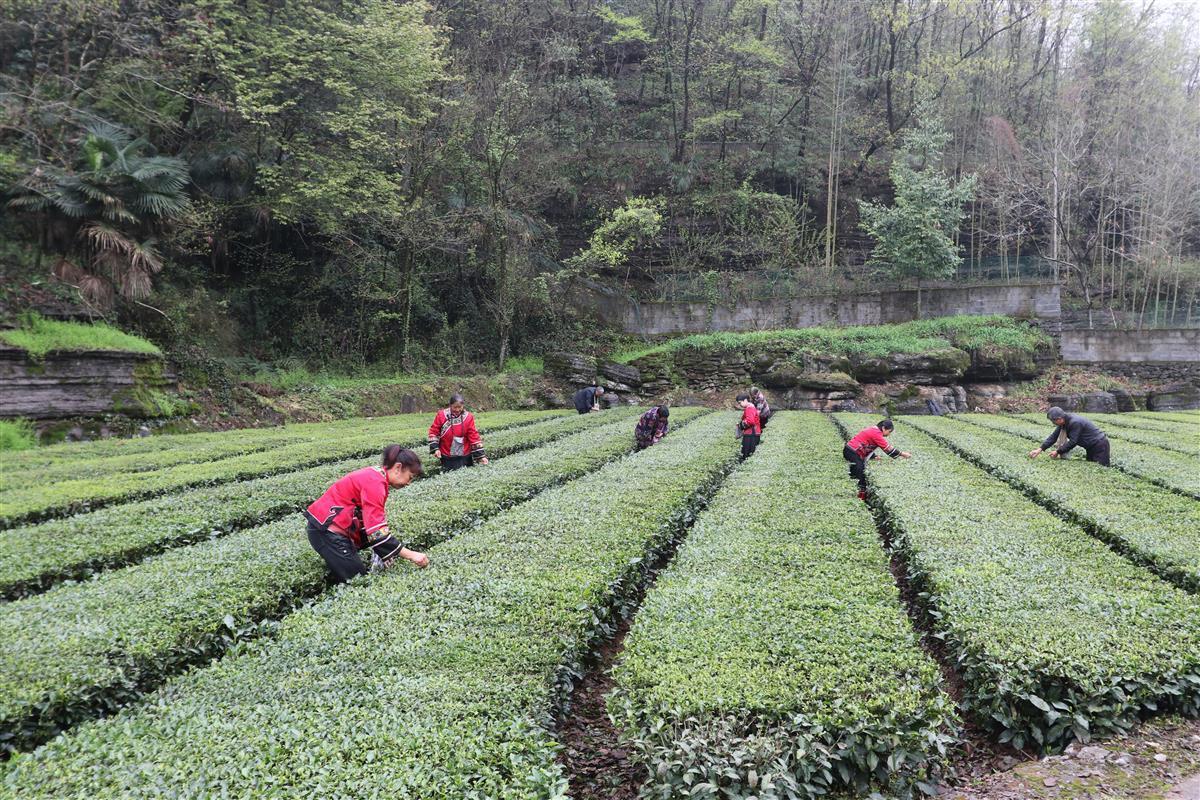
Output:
[1060, 328, 1200, 363]
[604, 283, 1060, 336]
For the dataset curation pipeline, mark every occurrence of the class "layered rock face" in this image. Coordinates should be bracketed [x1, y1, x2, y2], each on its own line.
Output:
[0, 347, 175, 418]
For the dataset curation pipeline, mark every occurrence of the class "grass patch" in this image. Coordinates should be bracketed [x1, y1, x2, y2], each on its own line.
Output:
[0, 315, 161, 359]
[502, 355, 543, 374]
[612, 315, 1049, 363]
[0, 420, 36, 451]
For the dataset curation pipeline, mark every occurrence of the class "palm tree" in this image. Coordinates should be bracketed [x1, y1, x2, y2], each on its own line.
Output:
[7, 120, 190, 306]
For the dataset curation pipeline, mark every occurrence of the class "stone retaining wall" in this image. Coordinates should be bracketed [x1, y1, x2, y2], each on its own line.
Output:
[1060, 328, 1200, 363]
[582, 282, 1061, 336]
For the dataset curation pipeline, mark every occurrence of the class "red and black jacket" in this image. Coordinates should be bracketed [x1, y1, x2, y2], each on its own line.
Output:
[847, 426, 900, 460]
[427, 408, 485, 462]
[738, 405, 762, 436]
[304, 466, 390, 549]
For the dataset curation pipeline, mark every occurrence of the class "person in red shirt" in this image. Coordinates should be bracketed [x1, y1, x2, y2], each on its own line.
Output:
[304, 445, 429, 582]
[735, 393, 761, 459]
[844, 419, 911, 500]
[427, 394, 490, 471]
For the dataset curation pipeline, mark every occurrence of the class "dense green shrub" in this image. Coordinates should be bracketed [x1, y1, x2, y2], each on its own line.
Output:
[836, 413, 1200, 753]
[958, 414, 1200, 499]
[614, 315, 1050, 363]
[1015, 412, 1199, 455]
[0, 409, 636, 600]
[612, 412, 955, 799]
[906, 416, 1200, 592]
[0, 412, 737, 795]
[0, 420, 36, 452]
[0, 410, 557, 527]
[0, 409, 701, 756]
[1133, 411, 1200, 424]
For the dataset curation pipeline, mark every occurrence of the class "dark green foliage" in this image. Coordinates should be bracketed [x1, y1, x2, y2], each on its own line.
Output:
[0, 412, 737, 793]
[836, 414, 1200, 754]
[0, 410, 628, 601]
[612, 412, 956, 799]
[908, 416, 1200, 592]
[0, 410, 558, 527]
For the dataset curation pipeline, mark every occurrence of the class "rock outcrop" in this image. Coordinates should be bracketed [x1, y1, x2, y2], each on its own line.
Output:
[0, 347, 176, 419]
[1147, 382, 1200, 411]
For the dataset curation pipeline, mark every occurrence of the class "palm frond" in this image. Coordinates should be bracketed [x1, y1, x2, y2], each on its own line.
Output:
[48, 194, 95, 219]
[131, 157, 190, 185]
[129, 238, 164, 275]
[118, 265, 153, 300]
[6, 194, 52, 212]
[81, 222, 135, 255]
[131, 191, 189, 218]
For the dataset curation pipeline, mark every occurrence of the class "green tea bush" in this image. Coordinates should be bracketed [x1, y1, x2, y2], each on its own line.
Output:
[1133, 411, 1200, 424]
[0, 412, 738, 796]
[1014, 412, 1199, 455]
[0, 410, 556, 527]
[0, 409, 703, 755]
[836, 414, 1200, 753]
[611, 412, 955, 799]
[0, 409, 637, 600]
[958, 414, 1200, 499]
[908, 416, 1200, 592]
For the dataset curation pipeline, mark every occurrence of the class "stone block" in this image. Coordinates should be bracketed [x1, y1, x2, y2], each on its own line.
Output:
[1108, 388, 1146, 412]
[797, 371, 860, 393]
[1047, 391, 1119, 414]
[1147, 382, 1200, 411]
[544, 352, 598, 385]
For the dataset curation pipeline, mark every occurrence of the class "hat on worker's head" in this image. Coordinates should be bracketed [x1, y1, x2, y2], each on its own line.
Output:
[1046, 406, 1066, 421]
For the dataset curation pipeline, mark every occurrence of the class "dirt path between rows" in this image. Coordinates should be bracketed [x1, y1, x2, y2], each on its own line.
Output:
[554, 618, 643, 800]
[943, 717, 1200, 800]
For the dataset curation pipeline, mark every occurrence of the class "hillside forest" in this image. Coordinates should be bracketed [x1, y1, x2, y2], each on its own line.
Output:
[2, 0, 1198, 372]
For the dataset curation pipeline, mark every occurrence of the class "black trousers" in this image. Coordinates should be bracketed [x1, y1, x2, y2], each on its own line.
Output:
[1085, 438, 1111, 466]
[441, 455, 471, 471]
[306, 518, 367, 583]
[741, 433, 760, 459]
[843, 444, 867, 491]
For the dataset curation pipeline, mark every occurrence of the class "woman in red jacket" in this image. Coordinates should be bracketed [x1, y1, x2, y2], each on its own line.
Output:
[304, 445, 429, 582]
[427, 394, 490, 471]
[844, 419, 911, 500]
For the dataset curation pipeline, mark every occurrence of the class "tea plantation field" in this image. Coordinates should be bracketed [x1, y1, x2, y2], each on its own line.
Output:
[0, 407, 1197, 798]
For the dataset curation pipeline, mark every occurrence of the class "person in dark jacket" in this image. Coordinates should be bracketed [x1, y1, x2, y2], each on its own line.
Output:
[634, 405, 670, 450]
[304, 445, 429, 582]
[1028, 406, 1111, 466]
[844, 419, 911, 500]
[573, 385, 604, 414]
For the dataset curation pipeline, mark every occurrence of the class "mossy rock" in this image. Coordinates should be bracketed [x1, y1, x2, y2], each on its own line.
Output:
[112, 359, 187, 418]
[854, 347, 970, 385]
[760, 365, 803, 389]
[797, 371, 861, 393]
[967, 348, 1040, 381]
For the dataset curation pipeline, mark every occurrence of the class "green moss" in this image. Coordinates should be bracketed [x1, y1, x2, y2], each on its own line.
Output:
[612, 315, 1049, 363]
[0, 314, 161, 360]
[113, 361, 187, 419]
